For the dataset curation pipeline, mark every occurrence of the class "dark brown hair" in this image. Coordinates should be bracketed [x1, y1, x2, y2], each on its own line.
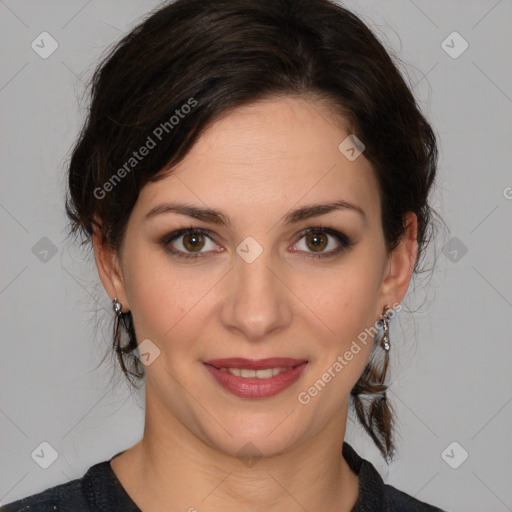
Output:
[65, 0, 442, 463]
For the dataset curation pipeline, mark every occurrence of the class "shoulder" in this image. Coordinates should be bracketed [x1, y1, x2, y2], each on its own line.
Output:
[382, 483, 447, 511]
[342, 442, 447, 512]
[0, 460, 114, 512]
[0, 478, 86, 512]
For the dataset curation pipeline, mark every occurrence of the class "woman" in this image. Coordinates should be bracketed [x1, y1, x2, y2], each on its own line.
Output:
[1, 0, 447, 510]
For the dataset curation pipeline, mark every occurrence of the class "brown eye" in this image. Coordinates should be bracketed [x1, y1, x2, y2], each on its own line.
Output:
[163, 228, 220, 259]
[182, 232, 206, 252]
[293, 227, 352, 259]
[305, 232, 328, 252]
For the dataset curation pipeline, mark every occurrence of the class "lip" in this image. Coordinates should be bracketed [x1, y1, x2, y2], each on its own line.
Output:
[203, 358, 308, 399]
[203, 357, 308, 370]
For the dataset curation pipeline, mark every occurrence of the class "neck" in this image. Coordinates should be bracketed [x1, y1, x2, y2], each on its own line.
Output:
[111, 387, 359, 512]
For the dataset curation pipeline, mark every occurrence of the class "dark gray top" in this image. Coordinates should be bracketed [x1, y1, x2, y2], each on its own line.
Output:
[1, 442, 446, 511]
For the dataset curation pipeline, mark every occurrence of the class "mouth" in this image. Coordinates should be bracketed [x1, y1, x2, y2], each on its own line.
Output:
[202, 357, 308, 399]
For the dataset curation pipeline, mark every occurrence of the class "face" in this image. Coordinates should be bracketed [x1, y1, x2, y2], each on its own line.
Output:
[95, 95, 416, 458]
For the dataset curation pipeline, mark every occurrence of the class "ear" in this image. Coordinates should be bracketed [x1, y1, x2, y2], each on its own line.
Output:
[377, 211, 418, 313]
[92, 219, 130, 313]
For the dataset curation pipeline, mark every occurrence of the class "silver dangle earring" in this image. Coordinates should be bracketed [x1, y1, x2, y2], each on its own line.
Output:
[379, 304, 393, 352]
[112, 297, 123, 317]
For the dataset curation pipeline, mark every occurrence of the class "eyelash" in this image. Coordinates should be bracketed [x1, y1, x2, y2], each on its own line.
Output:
[161, 226, 353, 260]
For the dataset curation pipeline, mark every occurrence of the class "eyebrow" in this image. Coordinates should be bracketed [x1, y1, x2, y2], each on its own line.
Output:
[144, 200, 366, 226]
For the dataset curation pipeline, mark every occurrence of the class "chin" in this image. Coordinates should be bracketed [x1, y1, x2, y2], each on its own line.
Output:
[199, 416, 304, 460]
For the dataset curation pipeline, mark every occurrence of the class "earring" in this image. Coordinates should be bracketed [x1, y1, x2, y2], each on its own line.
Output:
[379, 304, 393, 352]
[112, 297, 123, 317]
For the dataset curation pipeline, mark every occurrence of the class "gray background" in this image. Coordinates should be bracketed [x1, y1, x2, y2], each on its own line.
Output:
[1, 1, 511, 511]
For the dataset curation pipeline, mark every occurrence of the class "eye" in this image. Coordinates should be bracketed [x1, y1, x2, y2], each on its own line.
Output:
[292, 227, 353, 258]
[162, 226, 353, 261]
[162, 228, 221, 259]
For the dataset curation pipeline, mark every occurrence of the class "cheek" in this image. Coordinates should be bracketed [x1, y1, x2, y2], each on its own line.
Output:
[299, 257, 382, 383]
[122, 248, 216, 346]
[305, 260, 382, 338]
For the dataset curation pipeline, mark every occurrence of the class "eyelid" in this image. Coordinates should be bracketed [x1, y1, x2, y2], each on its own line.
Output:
[162, 227, 215, 245]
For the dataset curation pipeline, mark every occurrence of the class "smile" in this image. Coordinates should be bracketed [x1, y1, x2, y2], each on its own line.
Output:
[203, 358, 308, 399]
[217, 367, 293, 378]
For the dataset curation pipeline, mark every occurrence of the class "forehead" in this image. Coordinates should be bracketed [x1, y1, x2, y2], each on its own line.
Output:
[173, 96, 353, 169]
[134, 96, 380, 226]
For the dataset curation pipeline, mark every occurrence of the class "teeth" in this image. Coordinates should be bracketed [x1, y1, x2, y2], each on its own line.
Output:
[219, 367, 293, 378]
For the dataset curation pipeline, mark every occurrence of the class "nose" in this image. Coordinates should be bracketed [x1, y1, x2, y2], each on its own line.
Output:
[219, 249, 293, 342]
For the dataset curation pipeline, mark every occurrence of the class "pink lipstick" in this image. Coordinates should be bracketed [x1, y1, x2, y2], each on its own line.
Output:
[203, 357, 308, 399]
